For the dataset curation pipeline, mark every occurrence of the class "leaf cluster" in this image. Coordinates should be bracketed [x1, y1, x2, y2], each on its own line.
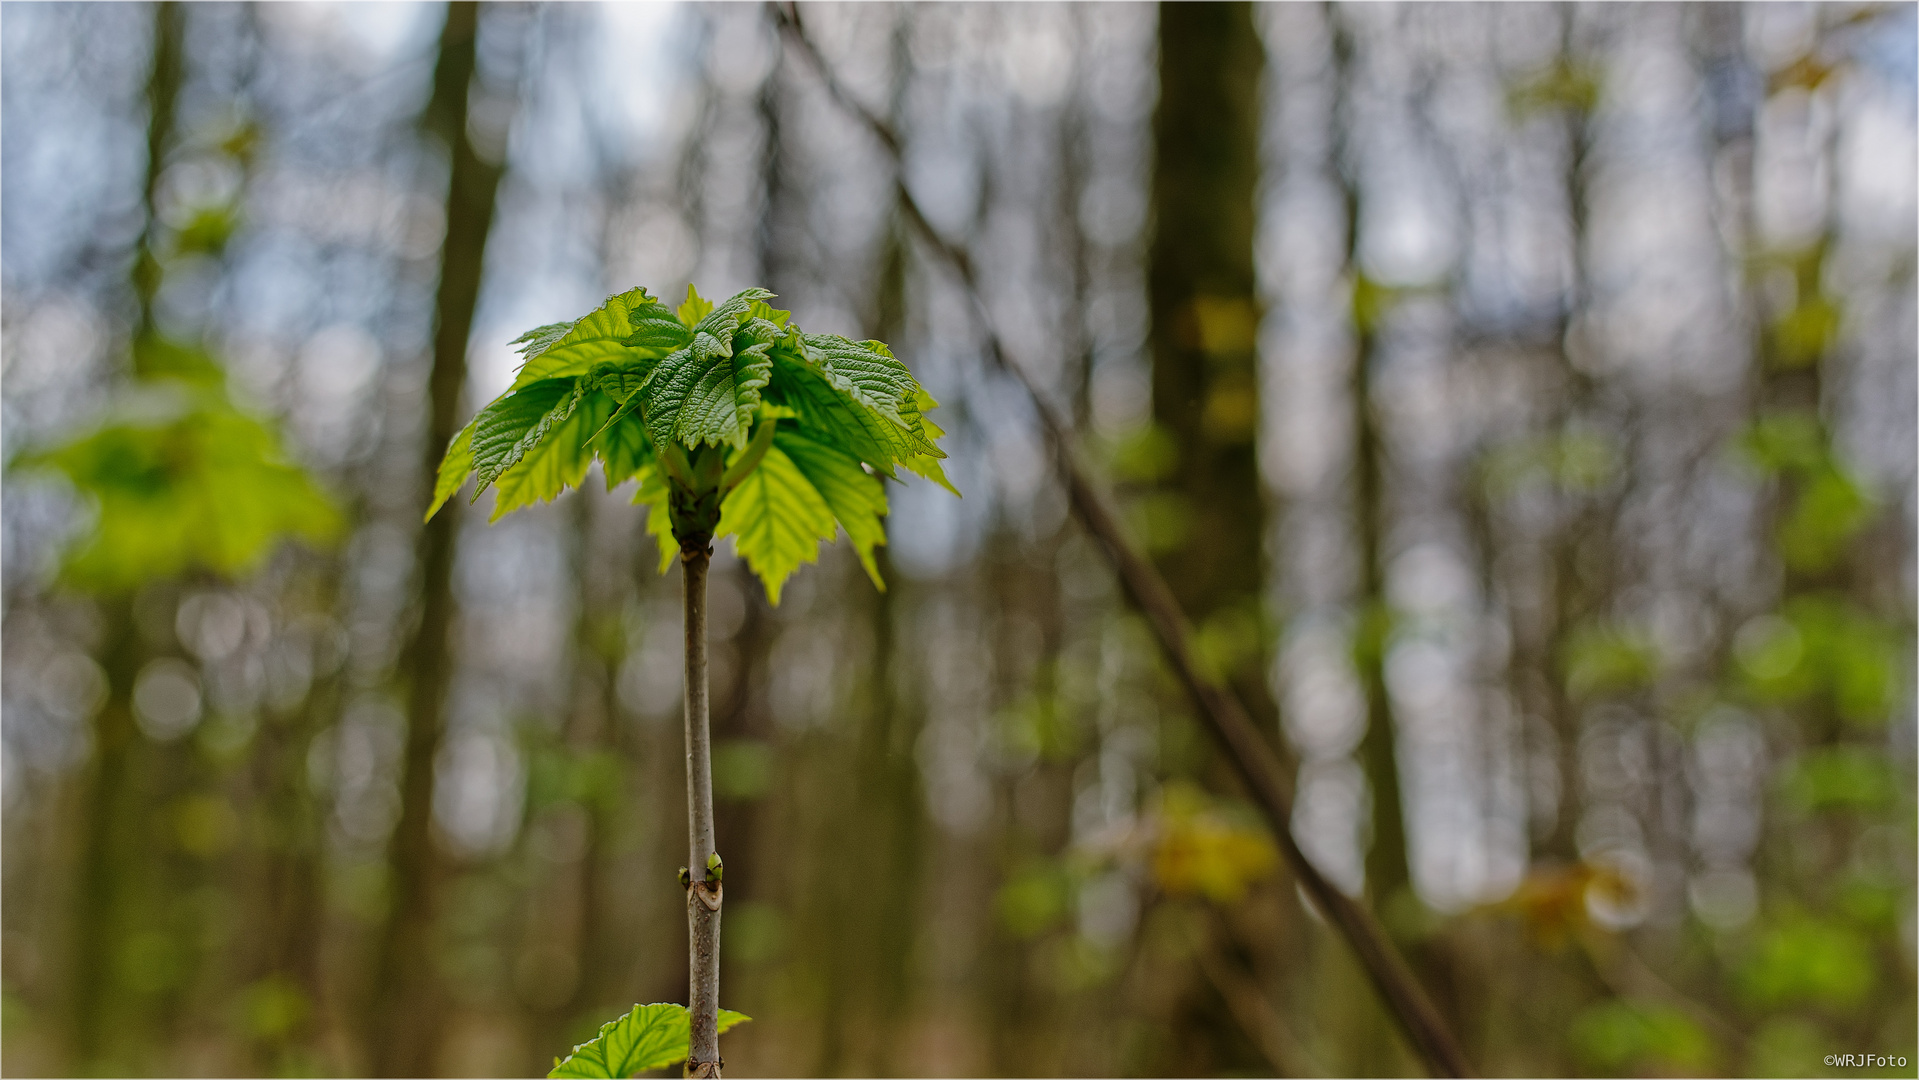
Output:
[431, 286, 955, 603]
[15, 377, 342, 594]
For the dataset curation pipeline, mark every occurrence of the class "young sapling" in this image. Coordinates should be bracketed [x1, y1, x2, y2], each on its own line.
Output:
[428, 285, 955, 1077]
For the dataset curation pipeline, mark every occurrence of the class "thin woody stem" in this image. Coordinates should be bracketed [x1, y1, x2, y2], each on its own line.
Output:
[682, 545, 722, 1077]
[772, 5, 1474, 1076]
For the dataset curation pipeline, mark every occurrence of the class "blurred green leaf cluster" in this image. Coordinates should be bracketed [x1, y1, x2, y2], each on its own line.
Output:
[17, 378, 340, 593]
[1738, 916, 1877, 1011]
[1734, 598, 1901, 724]
[1569, 999, 1714, 1075]
[1561, 622, 1660, 700]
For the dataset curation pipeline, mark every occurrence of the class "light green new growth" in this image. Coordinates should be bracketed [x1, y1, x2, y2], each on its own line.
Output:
[429, 285, 956, 603]
[19, 377, 341, 594]
[547, 1003, 751, 1079]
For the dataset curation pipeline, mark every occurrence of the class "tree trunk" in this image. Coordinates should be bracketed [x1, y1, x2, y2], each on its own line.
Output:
[368, 3, 506, 1074]
[1328, 4, 1414, 918]
[682, 547, 723, 1077]
[1148, 1, 1271, 717]
[129, 0, 183, 358]
[1353, 333, 1411, 909]
[1147, 6, 1281, 1068]
[69, 3, 184, 1063]
[68, 602, 141, 1071]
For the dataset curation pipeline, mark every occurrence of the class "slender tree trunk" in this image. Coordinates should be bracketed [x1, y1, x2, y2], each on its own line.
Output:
[1530, 10, 1601, 864]
[1328, 7, 1413, 912]
[1353, 334, 1411, 909]
[369, 3, 505, 1074]
[69, 4, 184, 1064]
[129, 0, 183, 358]
[682, 547, 723, 1077]
[1147, 6, 1286, 1068]
[1148, 0, 1273, 721]
[68, 603, 141, 1071]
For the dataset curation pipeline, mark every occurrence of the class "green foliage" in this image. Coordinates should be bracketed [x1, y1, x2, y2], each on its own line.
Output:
[711, 740, 775, 801]
[1735, 598, 1903, 724]
[714, 442, 837, 605]
[994, 686, 1085, 764]
[1568, 999, 1713, 1074]
[1777, 465, 1872, 572]
[1103, 423, 1180, 484]
[1780, 747, 1900, 814]
[430, 286, 955, 603]
[1481, 429, 1619, 498]
[995, 860, 1077, 940]
[523, 740, 624, 817]
[1744, 1016, 1828, 1078]
[1738, 917, 1876, 1010]
[1350, 273, 1399, 334]
[1192, 604, 1267, 687]
[1561, 623, 1660, 700]
[1507, 60, 1604, 117]
[1739, 412, 1827, 473]
[1130, 491, 1194, 555]
[547, 1003, 749, 1079]
[237, 975, 309, 1041]
[1768, 294, 1842, 370]
[1736, 413, 1878, 573]
[1146, 781, 1280, 904]
[17, 381, 341, 593]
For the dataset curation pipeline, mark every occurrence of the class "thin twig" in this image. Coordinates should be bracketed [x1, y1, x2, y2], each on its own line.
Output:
[772, 5, 1475, 1075]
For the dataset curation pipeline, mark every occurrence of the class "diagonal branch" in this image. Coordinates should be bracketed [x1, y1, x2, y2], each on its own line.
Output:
[772, 5, 1475, 1076]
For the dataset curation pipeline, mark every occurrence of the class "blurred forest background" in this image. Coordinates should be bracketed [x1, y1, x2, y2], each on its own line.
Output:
[2, 2, 1915, 1077]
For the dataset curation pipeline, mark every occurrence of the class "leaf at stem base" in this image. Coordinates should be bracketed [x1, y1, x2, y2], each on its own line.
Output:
[548, 1003, 750, 1079]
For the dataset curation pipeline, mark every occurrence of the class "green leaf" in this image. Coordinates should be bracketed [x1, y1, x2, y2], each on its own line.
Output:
[547, 1003, 750, 1079]
[716, 443, 837, 605]
[691, 288, 775, 340]
[624, 294, 695, 352]
[491, 386, 619, 520]
[777, 427, 888, 589]
[640, 313, 776, 452]
[426, 420, 476, 521]
[1781, 746, 1899, 813]
[632, 463, 677, 575]
[802, 334, 923, 432]
[594, 409, 654, 491]
[899, 389, 960, 496]
[676, 284, 715, 328]
[1561, 623, 1660, 700]
[1739, 917, 1876, 1009]
[765, 338, 948, 485]
[470, 379, 580, 495]
[1568, 999, 1713, 1074]
[19, 385, 341, 593]
[511, 287, 681, 392]
[511, 321, 578, 363]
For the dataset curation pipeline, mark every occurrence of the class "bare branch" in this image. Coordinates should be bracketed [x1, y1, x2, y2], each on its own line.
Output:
[772, 5, 1476, 1075]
